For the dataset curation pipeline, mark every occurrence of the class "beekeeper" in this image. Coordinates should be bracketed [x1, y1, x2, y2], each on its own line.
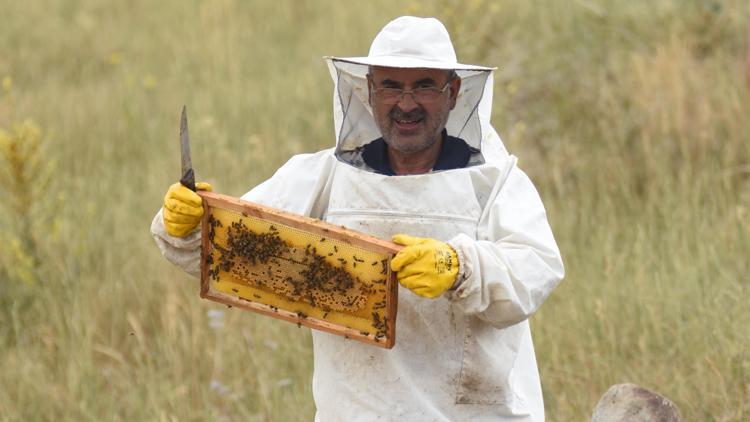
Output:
[152, 16, 564, 422]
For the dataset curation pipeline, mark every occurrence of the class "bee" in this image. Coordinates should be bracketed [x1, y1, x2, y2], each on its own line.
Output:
[380, 259, 389, 275]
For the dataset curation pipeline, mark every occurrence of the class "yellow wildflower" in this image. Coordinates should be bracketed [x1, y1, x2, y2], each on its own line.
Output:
[108, 51, 123, 66]
[142, 74, 157, 89]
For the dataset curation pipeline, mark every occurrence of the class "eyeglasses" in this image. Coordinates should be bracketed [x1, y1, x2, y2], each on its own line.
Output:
[371, 80, 453, 105]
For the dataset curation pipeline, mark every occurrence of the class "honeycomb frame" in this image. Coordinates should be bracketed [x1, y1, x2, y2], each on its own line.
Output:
[197, 191, 400, 349]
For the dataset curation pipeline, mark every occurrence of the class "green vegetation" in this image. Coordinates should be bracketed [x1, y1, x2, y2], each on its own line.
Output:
[1, 0, 748, 420]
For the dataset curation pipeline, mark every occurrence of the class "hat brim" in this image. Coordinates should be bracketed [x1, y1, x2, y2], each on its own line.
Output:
[326, 56, 494, 71]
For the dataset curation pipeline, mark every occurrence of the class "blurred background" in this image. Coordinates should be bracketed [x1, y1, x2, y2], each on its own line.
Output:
[1, 0, 748, 420]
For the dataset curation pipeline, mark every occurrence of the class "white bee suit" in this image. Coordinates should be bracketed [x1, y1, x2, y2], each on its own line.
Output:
[151, 16, 563, 422]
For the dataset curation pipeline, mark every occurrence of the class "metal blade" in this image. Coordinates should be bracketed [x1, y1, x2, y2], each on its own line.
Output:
[179, 105, 196, 191]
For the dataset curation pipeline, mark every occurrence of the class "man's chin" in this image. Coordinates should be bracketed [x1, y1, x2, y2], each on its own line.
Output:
[385, 137, 432, 154]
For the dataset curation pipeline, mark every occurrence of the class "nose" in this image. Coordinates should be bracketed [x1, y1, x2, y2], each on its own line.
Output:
[396, 91, 419, 113]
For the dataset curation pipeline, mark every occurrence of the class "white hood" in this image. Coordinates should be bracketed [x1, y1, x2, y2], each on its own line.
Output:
[324, 16, 509, 164]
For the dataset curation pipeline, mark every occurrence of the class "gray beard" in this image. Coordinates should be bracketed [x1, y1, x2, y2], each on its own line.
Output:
[383, 131, 440, 154]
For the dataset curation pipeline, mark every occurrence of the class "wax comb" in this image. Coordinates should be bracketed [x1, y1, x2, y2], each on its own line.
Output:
[198, 191, 400, 348]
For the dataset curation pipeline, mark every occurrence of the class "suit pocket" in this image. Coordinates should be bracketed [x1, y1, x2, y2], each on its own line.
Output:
[455, 317, 527, 413]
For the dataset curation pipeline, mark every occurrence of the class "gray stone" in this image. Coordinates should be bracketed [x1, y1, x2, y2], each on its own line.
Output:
[591, 383, 682, 422]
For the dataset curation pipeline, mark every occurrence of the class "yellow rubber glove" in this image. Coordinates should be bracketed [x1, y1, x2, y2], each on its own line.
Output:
[162, 182, 213, 237]
[390, 234, 459, 298]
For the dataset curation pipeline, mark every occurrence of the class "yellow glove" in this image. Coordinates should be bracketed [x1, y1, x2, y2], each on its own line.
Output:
[390, 234, 459, 298]
[162, 182, 212, 237]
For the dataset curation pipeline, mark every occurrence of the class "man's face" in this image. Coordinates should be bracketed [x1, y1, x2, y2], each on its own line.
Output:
[368, 67, 460, 154]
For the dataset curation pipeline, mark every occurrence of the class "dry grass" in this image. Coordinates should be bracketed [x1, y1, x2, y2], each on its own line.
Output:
[1, 0, 748, 420]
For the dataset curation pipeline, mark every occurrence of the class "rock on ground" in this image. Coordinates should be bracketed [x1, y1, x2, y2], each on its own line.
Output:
[591, 383, 682, 422]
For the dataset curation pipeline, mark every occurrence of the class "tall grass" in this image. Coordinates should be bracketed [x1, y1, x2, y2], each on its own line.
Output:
[1, 0, 748, 420]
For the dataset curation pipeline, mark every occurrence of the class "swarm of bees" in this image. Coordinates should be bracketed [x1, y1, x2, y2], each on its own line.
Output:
[206, 215, 386, 317]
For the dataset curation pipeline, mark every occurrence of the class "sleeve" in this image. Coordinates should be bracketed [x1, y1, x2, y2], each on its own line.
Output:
[240, 148, 336, 217]
[149, 149, 336, 278]
[150, 207, 202, 278]
[446, 165, 564, 329]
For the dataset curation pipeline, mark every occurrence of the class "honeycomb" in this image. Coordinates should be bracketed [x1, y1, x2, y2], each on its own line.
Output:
[204, 207, 392, 338]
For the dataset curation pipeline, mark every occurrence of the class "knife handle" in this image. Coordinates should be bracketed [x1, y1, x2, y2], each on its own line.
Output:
[180, 169, 196, 192]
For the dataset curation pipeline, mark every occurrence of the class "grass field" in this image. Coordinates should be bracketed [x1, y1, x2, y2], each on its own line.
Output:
[1, 0, 749, 420]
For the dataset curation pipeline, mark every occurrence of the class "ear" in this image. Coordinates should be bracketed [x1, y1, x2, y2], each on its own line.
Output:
[449, 77, 461, 110]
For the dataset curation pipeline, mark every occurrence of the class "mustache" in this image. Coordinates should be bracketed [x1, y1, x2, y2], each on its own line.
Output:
[389, 107, 425, 121]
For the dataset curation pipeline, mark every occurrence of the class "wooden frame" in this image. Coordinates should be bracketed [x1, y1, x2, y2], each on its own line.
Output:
[197, 191, 400, 349]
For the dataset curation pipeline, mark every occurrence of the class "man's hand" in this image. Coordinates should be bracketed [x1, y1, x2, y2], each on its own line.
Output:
[390, 234, 459, 298]
[162, 182, 213, 237]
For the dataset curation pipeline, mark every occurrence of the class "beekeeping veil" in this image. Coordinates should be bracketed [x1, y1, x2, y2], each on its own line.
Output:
[325, 16, 508, 166]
